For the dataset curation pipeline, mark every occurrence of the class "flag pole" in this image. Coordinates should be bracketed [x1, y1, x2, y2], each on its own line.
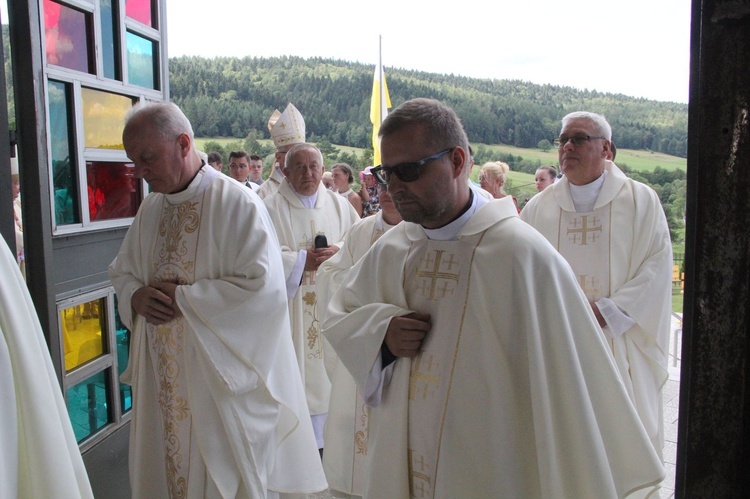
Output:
[378, 35, 384, 127]
[370, 35, 391, 165]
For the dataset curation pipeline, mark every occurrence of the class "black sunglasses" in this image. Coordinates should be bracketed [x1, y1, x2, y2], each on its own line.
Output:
[371, 148, 454, 184]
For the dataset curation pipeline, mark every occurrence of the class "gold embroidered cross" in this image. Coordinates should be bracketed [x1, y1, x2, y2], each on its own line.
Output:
[577, 275, 603, 301]
[415, 250, 460, 300]
[567, 215, 602, 245]
[299, 220, 321, 286]
[409, 354, 440, 400]
[409, 450, 432, 498]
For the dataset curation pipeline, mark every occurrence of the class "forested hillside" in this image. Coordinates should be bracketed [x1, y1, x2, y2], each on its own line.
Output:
[169, 55, 688, 157]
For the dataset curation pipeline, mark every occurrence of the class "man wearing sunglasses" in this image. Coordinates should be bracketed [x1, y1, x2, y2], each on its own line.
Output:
[521, 111, 673, 473]
[323, 98, 664, 497]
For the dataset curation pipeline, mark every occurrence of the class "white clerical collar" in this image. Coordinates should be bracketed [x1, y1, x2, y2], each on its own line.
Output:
[569, 170, 607, 213]
[292, 186, 319, 208]
[423, 189, 487, 241]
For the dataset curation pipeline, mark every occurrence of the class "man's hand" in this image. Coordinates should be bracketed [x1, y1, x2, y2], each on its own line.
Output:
[304, 246, 340, 271]
[590, 301, 607, 328]
[384, 312, 431, 358]
[132, 283, 180, 325]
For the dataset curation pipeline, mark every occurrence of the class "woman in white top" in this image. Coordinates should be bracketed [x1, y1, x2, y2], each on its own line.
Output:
[331, 163, 363, 217]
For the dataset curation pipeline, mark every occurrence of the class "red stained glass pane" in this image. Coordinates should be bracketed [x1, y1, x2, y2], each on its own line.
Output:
[43, 0, 94, 74]
[126, 0, 154, 27]
[86, 162, 142, 221]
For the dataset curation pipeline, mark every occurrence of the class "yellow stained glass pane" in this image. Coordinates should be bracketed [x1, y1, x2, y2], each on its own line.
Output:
[61, 298, 106, 372]
[81, 88, 134, 149]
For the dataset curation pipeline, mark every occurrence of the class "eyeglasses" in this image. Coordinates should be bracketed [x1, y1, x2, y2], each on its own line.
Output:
[371, 148, 454, 184]
[553, 135, 607, 148]
[229, 163, 249, 169]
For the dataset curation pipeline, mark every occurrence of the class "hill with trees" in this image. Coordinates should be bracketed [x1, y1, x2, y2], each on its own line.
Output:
[169, 55, 688, 157]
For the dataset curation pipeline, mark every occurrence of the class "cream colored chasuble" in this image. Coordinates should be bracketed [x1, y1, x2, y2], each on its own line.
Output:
[403, 236, 480, 499]
[147, 195, 205, 497]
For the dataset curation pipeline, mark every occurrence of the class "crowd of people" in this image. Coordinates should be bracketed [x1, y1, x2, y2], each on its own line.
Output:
[4, 96, 673, 498]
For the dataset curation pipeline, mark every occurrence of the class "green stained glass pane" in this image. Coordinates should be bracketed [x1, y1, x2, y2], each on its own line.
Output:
[48, 80, 80, 225]
[43, 0, 94, 74]
[66, 370, 111, 443]
[126, 32, 157, 90]
[81, 87, 134, 149]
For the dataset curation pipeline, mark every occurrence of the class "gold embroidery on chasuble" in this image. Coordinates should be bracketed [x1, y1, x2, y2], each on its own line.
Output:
[298, 219, 325, 360]
[403, 237, 480, 498]
[354, 398, 370, 455]
[557, 207, 612, 303]
[147, 198, 203, 498]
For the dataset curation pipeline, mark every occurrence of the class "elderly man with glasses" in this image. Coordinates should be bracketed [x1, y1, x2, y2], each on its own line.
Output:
[521, 111, 673, 479]
[323, 98, 664, 498]
[263, 143, 360, 458]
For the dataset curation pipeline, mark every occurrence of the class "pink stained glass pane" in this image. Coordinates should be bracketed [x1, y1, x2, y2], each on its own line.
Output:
[43, 0, 94, 74]
[86, 162, 142, 221]
[126, 0, 154, 27]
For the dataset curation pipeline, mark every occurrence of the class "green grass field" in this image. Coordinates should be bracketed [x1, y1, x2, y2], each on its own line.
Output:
[195, 137, 687, 171]
[473, 143, 686, 172]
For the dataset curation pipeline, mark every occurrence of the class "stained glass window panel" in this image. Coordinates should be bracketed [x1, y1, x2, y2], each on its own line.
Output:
[60, 298, 106, 372]
[66, 370, 111, 442]
[86, 162, 141, 221]
[100, 0, 120, 80]
[49, 80, 80, 225]
[126, 32, 157, 90]
[125, 0, 154, 27]
[43, 0, 94, 74]
[81, 87, 133, 149]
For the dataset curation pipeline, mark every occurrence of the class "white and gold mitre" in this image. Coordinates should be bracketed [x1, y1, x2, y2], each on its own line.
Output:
[268, 103, 306, 149]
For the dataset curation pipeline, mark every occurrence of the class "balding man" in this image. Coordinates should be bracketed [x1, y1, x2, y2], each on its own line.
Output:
[109, 102, 325, 498]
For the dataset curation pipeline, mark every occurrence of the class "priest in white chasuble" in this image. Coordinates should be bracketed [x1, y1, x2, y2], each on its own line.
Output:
[521, 111, 673, 466]
[109, 102, 326, 498]
[264, 143, 360, 452]
[323, 98, 665, 498]
[317, 184, 402, 497]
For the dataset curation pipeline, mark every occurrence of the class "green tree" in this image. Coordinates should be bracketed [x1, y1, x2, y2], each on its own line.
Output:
[316, 137, 340, 156]
[537, 139, 552, 152]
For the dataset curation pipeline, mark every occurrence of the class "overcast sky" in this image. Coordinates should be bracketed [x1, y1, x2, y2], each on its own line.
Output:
[166, 0, 691, 104]
[1, 1, 691, 103]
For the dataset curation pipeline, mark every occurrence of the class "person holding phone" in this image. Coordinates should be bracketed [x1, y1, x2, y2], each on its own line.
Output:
[264, 143, 360, 455]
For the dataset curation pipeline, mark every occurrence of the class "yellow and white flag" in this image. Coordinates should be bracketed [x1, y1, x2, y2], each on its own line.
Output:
[370, 40, 392, 166]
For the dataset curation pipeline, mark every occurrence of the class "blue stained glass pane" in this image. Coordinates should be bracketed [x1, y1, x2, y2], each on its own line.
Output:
[66, 370, 111, 443]
[126, 32, 157, 90]
[113, 296, 132, 412]
[100, 0, 119, 80]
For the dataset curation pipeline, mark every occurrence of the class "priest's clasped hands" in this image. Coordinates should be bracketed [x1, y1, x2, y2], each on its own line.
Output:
[384, 312, 432, 357]
[132, 281, 183, 325]
[305, 245, 339, 272]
